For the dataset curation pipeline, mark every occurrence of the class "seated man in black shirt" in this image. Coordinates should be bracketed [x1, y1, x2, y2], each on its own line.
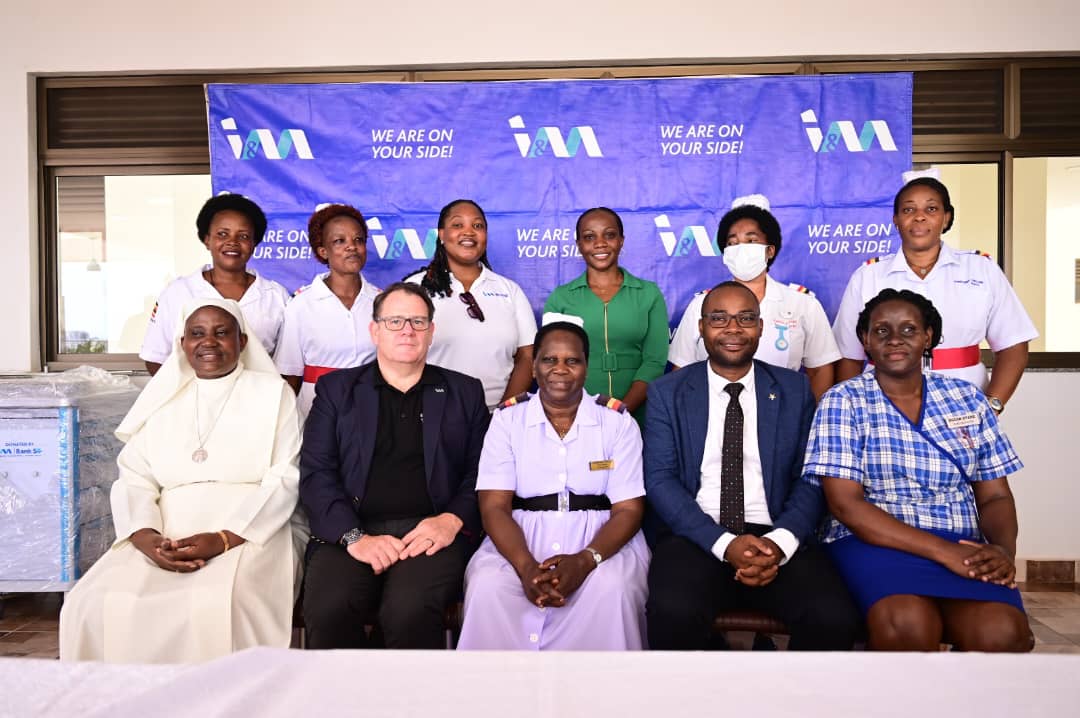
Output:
[300, 282, 490, 648]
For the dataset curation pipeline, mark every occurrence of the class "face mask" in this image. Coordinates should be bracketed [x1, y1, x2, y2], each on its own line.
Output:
[723, 243, 769, 281]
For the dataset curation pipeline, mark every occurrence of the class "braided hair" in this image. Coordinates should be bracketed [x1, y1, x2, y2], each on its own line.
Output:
[855, 288, 943, 360]
[406, 199, 493, 298]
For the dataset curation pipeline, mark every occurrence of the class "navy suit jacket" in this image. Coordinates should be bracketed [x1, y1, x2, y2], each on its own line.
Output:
[643, 359, 822, 553]
[299, 361, 490, 545]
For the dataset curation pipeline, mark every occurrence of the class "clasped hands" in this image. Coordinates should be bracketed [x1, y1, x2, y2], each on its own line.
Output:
[724, 534, 784, 587]
[346, 513, 462, 575]
[130, 528, 240, 572]
[517, 551, 596, 608]
[942, 540, 1017, 588]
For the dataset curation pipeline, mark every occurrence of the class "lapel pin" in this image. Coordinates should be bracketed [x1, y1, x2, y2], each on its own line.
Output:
[768, 393, 777, 401]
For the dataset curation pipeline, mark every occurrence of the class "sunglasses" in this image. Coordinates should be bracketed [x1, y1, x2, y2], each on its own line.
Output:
[459, 291, 485, 322]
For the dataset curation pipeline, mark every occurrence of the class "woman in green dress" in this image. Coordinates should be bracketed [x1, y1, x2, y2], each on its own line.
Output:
[543, 207, 669, 424]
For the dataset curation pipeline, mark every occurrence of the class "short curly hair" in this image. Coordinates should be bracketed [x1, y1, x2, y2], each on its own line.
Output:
[307, 204, 367, 265]
[855, 288, 944, 359]
[893, 177, 955, 234]
[716, 204, 782, 268]
[195, 194, 267, 246]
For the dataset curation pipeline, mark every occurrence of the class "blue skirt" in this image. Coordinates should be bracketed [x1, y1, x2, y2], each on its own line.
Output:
[825, 529, 1025, 616]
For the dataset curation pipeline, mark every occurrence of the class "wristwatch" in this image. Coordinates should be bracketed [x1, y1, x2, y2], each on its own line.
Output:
[584, 546, 603, 566]
[340, 528, 364, 547]
[987, 396, 1004, 415]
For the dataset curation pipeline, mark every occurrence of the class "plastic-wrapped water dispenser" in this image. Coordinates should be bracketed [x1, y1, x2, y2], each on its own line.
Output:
[0, 367, 139, 592]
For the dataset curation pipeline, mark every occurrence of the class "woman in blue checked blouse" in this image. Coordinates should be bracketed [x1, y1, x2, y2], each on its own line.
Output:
[803, 289, 1032, 652]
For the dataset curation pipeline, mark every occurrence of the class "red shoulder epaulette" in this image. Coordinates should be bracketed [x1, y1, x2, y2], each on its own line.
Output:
[497, 392, 531, 410]
[595, 395, 627, 413]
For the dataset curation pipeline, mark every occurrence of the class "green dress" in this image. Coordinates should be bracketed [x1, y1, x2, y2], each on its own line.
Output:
[544, 269, 670, 425]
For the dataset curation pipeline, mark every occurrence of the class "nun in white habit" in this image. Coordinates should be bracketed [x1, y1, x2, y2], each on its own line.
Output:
[60, 297, 304, 663]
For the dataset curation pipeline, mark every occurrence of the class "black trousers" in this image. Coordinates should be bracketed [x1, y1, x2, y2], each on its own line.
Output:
[302, 516, 470, 649]
[646, 529, 860, 651]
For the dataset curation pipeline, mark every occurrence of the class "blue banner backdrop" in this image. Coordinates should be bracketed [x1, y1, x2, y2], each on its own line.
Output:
[207, 75, 911, 324]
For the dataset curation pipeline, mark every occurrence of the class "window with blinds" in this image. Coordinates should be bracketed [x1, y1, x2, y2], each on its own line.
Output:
[37, 59, 1080, 368]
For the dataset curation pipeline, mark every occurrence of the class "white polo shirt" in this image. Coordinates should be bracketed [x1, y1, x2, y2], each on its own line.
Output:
[404, 266, 537, 410]
[668, 275, 840, 371]
[698, 364, 797, 564]
[273, 272, 380, 419]
[831, 242, 1039, 390]
[139, 267, 290, 364]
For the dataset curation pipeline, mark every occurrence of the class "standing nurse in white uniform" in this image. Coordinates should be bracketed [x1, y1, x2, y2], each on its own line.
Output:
[140, 194, 290, 375]
[404, 199, 537, 410]
[668, 195, 841, 400]
[274, 204, 379, 420]
[832, 172, 1037, 412]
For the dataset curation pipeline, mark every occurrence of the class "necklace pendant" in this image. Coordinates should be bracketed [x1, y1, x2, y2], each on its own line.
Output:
[192, 448, 208, 463]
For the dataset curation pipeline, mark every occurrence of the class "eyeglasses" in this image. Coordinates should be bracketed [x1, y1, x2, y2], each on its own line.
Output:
[704, 311, 759, 328]
[376, 316, 431, 332]
[459, 291, 485, 322]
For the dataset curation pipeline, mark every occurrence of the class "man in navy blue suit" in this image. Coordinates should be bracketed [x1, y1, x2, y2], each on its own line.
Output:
[300, 282, 489, 649]
[645, 281, 857, 650]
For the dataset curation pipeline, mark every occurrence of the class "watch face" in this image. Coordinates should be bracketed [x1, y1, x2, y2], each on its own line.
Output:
[988, 397, 1004, 411]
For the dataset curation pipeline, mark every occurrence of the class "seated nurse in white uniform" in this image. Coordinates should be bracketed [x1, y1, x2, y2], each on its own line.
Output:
[274, 204, 379, 420]
[404, 199, 537, 410]
[668, 195, 841, 400]
[60, 298, 303, 663]
[139, 193, 291, 376]
[832, 169, 1038, 414]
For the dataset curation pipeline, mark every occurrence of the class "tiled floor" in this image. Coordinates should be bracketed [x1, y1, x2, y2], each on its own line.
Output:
[0, 592, 60, 659]
[1, 586, 1078, 658]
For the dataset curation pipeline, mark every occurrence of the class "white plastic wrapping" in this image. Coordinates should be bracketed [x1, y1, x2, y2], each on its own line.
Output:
[0, 367, 139, 592]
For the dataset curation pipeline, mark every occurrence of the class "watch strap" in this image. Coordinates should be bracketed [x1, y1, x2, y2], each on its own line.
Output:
[340, 528, 364, 547]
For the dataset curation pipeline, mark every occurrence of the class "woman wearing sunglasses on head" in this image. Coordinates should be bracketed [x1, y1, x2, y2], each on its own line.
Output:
[403, 199, 537, 411]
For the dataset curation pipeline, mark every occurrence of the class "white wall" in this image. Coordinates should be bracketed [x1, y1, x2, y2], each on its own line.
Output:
[3, 0, 1079, 559]
[1000, 372, 1080, 560]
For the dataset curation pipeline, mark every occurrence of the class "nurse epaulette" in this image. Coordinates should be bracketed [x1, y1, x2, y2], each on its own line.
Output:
[496, 392, 531, 410]
[596, 395, 627, 413]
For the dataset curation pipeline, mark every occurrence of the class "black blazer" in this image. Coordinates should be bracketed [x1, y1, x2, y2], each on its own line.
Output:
[299, 361, 490, 544]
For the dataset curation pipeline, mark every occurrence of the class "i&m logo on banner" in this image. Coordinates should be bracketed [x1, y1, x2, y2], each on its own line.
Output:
[208, 74, 911, 322]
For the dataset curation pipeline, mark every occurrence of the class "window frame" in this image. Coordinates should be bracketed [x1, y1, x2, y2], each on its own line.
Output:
[37, 59, 1080, 370]
[43, 164, 210, 372]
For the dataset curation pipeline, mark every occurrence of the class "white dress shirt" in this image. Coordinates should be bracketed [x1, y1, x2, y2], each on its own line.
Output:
[697, 363, 798, 564]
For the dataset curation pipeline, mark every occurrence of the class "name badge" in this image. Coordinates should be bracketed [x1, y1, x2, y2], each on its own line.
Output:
[945, 412, 980, 429]
[589, 460, 614, 471]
